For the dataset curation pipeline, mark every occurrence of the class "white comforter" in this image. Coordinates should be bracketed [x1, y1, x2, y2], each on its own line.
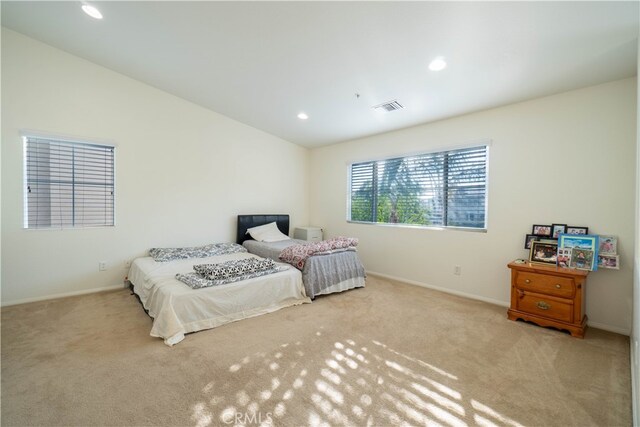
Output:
[128, 252, 310, 346]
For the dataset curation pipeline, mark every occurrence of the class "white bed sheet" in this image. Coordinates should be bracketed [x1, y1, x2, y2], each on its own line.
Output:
[128, 252, 310, 346]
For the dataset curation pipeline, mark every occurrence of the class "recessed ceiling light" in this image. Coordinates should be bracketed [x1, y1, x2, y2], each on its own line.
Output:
[428, 56, 447, 71]
[297, 112, 309, 120]
[82, 3, 103, 20]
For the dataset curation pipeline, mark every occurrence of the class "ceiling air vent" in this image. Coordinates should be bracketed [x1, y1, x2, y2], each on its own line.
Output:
[372, 100, 404, 113]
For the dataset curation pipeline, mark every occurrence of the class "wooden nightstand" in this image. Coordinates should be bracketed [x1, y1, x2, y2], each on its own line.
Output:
[507, 261, 588, 338]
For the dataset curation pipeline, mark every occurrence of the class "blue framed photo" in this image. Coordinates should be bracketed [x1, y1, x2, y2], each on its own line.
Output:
[558, 234, 599, 270]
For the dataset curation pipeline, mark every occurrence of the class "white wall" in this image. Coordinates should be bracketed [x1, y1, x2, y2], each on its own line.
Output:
[309, 78, 637, 334]
[1, 29, 309, 305]
[632, 23, 640, 426]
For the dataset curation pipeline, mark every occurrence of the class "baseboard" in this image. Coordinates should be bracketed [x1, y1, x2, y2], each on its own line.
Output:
[631, 338, 639, 427]
[367, 270, 631, 335]
[587, 321, 631, 336]
[1, 283, 127, 307]
[366, 270, 509, 308]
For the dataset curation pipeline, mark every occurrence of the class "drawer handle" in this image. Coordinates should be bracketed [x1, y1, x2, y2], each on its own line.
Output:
[525, 279, 531, 284]
[536, 301, 551, 310]
[555, 284, 561, 289]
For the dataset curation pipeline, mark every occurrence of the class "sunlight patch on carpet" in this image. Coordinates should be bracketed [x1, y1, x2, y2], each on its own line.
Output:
[190, 332, 526, 426]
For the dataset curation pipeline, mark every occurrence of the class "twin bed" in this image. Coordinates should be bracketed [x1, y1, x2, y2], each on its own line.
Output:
[128, 250, 309, 346]
[237, 214, 366, 299]
[128, 214, 365, 345]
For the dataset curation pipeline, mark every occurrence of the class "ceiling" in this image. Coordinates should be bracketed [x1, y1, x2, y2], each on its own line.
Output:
[2, 1, 638, 148]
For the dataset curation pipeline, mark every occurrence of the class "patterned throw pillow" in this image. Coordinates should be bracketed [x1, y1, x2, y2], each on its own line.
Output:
[193, 258, 276, 280]
[176, 266, 283, 289]
[149, 242, 247, 262]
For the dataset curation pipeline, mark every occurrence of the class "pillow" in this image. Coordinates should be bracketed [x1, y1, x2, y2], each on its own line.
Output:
[149, 244, 215, 262]
[193, 258, 277, 280]
[149, 242, 247, 262]
[246, 222, 290, 242]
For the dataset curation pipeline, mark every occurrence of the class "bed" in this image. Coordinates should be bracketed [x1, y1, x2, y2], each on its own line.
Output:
[128, 247, 310, 346]
[237, 214, 366, 299]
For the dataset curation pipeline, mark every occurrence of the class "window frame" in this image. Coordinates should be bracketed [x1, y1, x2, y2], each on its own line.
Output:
[22, 132, 117, 230]
[346, 142, 490, 232]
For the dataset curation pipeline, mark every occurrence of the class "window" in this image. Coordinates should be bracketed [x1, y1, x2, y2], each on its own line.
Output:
[24, 135, 115, 229]
[349, 145, 488, 229]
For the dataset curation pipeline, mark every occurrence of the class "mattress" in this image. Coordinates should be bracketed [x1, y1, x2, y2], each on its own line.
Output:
[128, 252, 310, 346]
[243, 239, 366, 298]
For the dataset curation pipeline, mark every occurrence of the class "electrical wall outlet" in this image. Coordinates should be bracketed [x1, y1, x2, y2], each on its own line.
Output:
[99, 261, 107, 271]
[454, 265, 462, 275]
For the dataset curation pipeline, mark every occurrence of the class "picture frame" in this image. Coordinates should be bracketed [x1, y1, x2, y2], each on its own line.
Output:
[557, 247, 572, 268]
[532, 224, 552, 237]
[524, 234, 540, 250]
[597, 254, 620, 270]
[570, 248, 594, 271]
[558, 234, 599, 251]
[598, 235, 617, 256]
[529, 241, 558, 265]
[558, 233, 599, 271]
[566, 226, 589, 235]
[551, 224, 567, 239]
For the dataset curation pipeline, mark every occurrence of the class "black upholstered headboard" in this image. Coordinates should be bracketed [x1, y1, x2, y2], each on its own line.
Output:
[237, 214, 290, 244]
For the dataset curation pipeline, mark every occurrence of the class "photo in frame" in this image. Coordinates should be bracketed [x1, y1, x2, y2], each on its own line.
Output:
[598, 235, 617, 256]
[557, 247, 572, 268]
[529, 241, 558, 265]
[558, 233, 599, 271]
[551, 224, 567, 238]
[558, 234, 599, 250]
[570, 248, 594, 270]
[598, 254, 620, 270]
[532, 224, 552, 237]
[566, 226, 589, 235]
[524, 234, 540, 250]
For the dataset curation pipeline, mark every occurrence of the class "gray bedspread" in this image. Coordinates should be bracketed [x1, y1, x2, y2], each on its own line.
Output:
[243, 239, 365, 299]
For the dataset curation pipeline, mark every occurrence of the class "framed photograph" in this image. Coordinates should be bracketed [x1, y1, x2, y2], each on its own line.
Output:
[570, 248, 594, 271]
[524, 234, 540, 250]
[532, 224, 552, 237]
[566, 226, 589, 235]
[558, 234, 599, 251]
[551, 224, 567, 238]
[598, 235, 617, 255]
[557, 247, 572, 268]
[529, 241, 558, 265]
[598, 254, 620, 270]
[558, 234, 599, 270]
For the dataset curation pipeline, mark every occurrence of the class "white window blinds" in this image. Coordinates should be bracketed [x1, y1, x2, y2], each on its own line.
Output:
[24, 136, 115, 229]
[349, 145, 488, 229]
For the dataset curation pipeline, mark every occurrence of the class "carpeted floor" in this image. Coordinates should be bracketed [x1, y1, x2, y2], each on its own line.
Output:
[1, 275, 631, 426]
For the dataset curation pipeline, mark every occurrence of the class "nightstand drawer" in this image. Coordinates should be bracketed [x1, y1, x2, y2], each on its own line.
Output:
[517, 292, 573, 323]
[515, 271, 575, 298]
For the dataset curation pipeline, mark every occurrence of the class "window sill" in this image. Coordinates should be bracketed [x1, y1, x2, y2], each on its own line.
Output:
[346, 220, 487, 233]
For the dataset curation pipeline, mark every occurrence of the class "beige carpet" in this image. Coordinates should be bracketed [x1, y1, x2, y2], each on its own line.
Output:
[1, 275, 631, 427]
